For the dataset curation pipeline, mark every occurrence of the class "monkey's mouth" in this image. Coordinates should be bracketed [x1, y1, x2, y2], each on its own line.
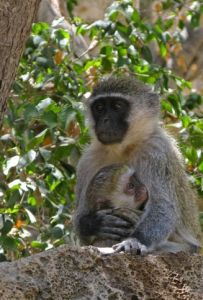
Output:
[97, 132, 124, 144]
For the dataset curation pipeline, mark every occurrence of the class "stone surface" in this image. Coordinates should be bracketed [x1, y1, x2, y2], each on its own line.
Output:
[0, 245, 203, 299]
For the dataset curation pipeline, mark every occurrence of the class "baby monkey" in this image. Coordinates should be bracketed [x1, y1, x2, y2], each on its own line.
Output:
[84, 164, 148, 247]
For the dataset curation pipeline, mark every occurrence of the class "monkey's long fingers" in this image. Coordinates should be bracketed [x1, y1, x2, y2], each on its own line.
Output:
[112, 242, 125, 252]
[112, 208, 142, 225]
[97, 209, 114, 215]
[99, 226, 132, 238]
[98, 213, 132, 228]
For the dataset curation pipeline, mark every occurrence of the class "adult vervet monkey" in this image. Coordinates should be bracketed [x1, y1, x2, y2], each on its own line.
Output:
[74, 76, 202, 254]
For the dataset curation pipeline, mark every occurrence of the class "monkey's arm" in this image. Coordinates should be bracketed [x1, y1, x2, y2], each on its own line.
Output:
[113, 199, 176, 253]
[133, 193, 176, 246]
[113, 152, 177, 252]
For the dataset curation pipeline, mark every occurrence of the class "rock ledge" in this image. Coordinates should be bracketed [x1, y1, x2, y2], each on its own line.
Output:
[0, 245, 203, 299]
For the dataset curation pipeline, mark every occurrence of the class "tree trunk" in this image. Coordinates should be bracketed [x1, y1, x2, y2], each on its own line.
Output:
[0, 0, 41, 127]
[0, 245, 202, 299]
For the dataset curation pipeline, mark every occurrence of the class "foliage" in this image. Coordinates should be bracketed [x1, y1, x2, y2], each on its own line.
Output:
[66, 0, 78, 17]
[0, 0, 202, 261]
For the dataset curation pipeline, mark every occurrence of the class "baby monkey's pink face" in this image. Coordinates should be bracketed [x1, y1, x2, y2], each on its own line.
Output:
[110, 168, 148, 210]
[124, 173, 148, 205]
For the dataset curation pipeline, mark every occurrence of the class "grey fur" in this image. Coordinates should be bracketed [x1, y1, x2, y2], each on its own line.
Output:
[74, 75, 202, 254]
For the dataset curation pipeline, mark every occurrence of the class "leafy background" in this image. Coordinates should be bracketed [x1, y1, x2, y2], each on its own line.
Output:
[0, 0, 202, 261]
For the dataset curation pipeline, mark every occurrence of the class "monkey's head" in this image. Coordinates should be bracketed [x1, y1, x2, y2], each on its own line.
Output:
[88, 164, 148, 211]
[87, 76, 160, 145]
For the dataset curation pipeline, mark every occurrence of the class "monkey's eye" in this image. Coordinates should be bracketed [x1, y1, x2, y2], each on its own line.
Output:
[127, 182, 135, 190]
[111, 102, 123, 111]
[94, 103, 104, 113]
[125, 181, 135, 196]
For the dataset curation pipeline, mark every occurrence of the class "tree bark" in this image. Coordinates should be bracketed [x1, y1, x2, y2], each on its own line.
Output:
[0, 0, 41, 127]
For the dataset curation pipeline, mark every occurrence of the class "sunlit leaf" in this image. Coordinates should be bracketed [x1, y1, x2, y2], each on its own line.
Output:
[24, 208, 36, 224]
[27, 129, 48, 150]
[3, 156, 20, 176]
[31, 241, 47, 250]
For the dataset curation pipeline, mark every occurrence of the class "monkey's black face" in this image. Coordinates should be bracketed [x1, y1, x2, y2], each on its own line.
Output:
[91, 97, 130, 144]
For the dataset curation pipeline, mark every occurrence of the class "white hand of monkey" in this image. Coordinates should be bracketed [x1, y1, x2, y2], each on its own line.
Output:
[112, 238, 147, 255]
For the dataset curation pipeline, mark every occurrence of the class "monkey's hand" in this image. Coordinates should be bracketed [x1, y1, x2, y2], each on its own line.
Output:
[112, 238, 147, 255]
[96, 209, 134, 241]
[77, 209, 135, 243]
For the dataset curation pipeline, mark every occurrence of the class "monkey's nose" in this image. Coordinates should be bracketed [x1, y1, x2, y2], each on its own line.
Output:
[103, 117, 110, 124]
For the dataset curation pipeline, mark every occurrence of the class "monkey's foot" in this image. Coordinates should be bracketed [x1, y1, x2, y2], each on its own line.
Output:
[112, 238, 147, 255]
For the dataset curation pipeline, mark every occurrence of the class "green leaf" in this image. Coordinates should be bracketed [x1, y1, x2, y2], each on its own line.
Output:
[199, 161, 203, 173]
[36, 98, 53, 111]
[141, 46, 153, 63]
[31, 241, 47, 250]
[43, 111, 57, 128]
[167, 93, 181, 115]
[27, 129, 48, 150]
[161, 100, 173, 113]
[33, 35, 45, 46]
[8, 179, 28, 192]
[101, 57, 112, 71]
[185, 147, 198, 164]
[24, 104, 38, 122]
[190, 131, 203, 148]
[191, 12, 200, 28]
[52, 145, 74, 160]
[52, 17, 66, 28]
[100, 46, 113, 56]
[27, 196, 37, 206]
[19, 150, 37, 168]
[25, 208, 36, 224]
[131, 9, 140, 23]
[0, 236, 18, 251]
[39, 148, 51, 161]
[185, 93, 202, 110]
[1, 220, 13, 235]
[7, 190, 21, 208]
[108, 9, 119, 21]
[181, 116, 191, 128]
[32, 23, 49, 34]
[3, 156, 20, 176]
[159, 43, 167, 57]
[51, 226, 63, 239]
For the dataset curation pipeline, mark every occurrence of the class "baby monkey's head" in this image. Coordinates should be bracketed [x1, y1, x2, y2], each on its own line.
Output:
[88, 164, 148, 211]
[110, 165, 148, 210]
